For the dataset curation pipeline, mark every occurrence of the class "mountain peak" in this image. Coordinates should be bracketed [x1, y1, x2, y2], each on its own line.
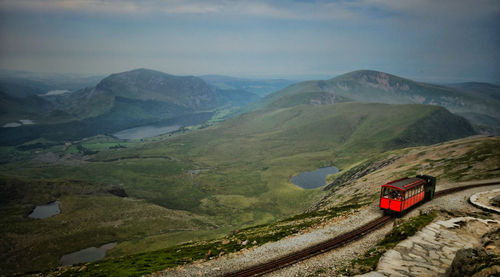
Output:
[105, 68, 175, 79]
[257, 70, 499, 132]
[331, 69, 407, 83]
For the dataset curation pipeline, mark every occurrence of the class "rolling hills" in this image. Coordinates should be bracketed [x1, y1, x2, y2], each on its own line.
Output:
[258, 70, 500, 132]
[200, 75, 294, 97]
[0, 68, 489, 276]
[0, 69, 259, 145]
[0, 99, 477, 274]
[0, 92, 55, 123]
[63, 68, 234, 118]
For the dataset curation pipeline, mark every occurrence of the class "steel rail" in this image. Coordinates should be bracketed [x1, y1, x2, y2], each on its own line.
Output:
[224, 181, 500, 277]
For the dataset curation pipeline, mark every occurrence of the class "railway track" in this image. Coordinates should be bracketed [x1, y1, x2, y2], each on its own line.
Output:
[224, 180, 500, 277]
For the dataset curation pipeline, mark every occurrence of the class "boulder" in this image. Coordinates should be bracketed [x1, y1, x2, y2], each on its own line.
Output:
[490, 195, 500, 207]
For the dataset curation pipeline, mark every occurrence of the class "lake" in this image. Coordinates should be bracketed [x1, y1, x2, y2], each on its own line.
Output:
[291, 166, 339, 189]
[44, 89, 70, 96]
[29, 200, 61, 219]
[60, 242, 117, 266]
[113, 125, 181, 140]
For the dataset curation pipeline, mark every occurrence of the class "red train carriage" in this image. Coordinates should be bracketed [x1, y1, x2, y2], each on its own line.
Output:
[379, 175, 436, 216]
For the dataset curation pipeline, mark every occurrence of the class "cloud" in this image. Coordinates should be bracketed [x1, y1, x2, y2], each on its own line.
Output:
[1, 0, 498, 82]
[2, 0, 498, 24]
[366, 0, 500, 20]
[0, 0, 378, 20]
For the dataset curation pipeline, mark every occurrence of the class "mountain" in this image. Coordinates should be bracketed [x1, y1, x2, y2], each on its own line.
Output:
[447, 82, 500, 102]
[258, 70, 500, 132]
[0, 69, 104, 92]
[0, 69, 259, 145]
[0, 78, 54, 98]
[57, 68, 258, 118]
[0, 101, 476, 275]
[200, 74, 294, 97]
[0, 71, 479, 275]
[81, 102, 475, 217]
[0, 92, 55, 124]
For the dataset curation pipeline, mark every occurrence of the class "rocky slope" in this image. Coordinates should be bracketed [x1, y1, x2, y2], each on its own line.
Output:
[315, 136, 500, 210]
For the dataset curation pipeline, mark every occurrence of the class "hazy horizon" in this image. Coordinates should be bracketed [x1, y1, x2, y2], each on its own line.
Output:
[1, 0, 499, 83]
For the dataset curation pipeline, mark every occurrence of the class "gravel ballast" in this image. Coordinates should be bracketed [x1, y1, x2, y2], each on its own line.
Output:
[150, 182, 500, 277]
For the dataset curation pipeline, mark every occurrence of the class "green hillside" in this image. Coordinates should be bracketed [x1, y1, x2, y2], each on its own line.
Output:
[448, 82, 500, 101]
[258, 70, 500, 131]
[0, 92, 55, 124]
[0, 101, 477, 275]
[5, 102, 475, 221]
[60, 68, 258, 119]
[0, 71, 478, 275]
[0, 77, 53, 98]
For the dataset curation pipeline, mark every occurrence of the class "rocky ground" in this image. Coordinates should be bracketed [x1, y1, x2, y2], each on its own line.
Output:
[150, 180, 500, 277]
[151, 206, 384, 277]
[361, 217, 499, 276]
[470, 188, 500, 213]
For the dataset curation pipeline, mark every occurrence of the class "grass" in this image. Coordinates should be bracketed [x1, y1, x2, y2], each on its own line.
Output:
[47, 203, 366, 277]
[0, 176, 216, 275]
[343, 211, 438, 276]
[0, 103, 480, 275]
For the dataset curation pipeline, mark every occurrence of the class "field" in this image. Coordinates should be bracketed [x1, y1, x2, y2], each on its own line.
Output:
[23, 136, 500, 277]
[0, 102, 477, 274]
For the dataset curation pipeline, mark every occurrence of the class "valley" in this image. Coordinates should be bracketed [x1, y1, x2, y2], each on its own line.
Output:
[8, 136, 497, 277]
[0, 69, 498, 276]
[2, 2, 499, 276]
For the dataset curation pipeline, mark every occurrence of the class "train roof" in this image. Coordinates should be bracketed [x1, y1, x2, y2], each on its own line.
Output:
[382, 177, 425, 190]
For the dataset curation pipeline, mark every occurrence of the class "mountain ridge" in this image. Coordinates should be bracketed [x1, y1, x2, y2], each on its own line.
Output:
[257, 70, 500, 132]
[0, 68, 261, 144]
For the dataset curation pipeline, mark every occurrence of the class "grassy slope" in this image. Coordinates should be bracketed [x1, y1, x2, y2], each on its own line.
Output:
[43, 136, 498, 277]
[256, 70, 500, 130]
[0, 102, 475, 275]
[4, 103, 472, 223]
[318, 136, 500, 210]
[0, 176, 217, 275]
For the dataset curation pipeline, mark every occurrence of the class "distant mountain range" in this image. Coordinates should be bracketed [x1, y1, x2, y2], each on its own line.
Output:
[257, 70, 500, 133]
[0, 70, 104, 99]
[0, 69, 484, 275]
[0, 68, 498, 145]
[0, 69, 260, 144]
[200, 75, 294, 97]
[55, 68, 258, 119]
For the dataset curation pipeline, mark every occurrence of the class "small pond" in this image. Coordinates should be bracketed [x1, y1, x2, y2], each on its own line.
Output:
[60, 242, 117, 266]
[291, 166, 339, 189]
[29, 200, 60, 219]
[113, 124, 181, 140]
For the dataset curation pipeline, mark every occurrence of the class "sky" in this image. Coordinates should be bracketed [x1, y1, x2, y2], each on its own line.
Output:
[0, 0, 499, 83]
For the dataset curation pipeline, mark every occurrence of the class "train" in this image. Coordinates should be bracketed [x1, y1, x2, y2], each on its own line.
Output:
[379, 175, 436, 216]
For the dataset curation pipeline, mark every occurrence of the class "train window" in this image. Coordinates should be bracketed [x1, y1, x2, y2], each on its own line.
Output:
[382, 187, 390, 197]
[383, 188, 402, 200]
